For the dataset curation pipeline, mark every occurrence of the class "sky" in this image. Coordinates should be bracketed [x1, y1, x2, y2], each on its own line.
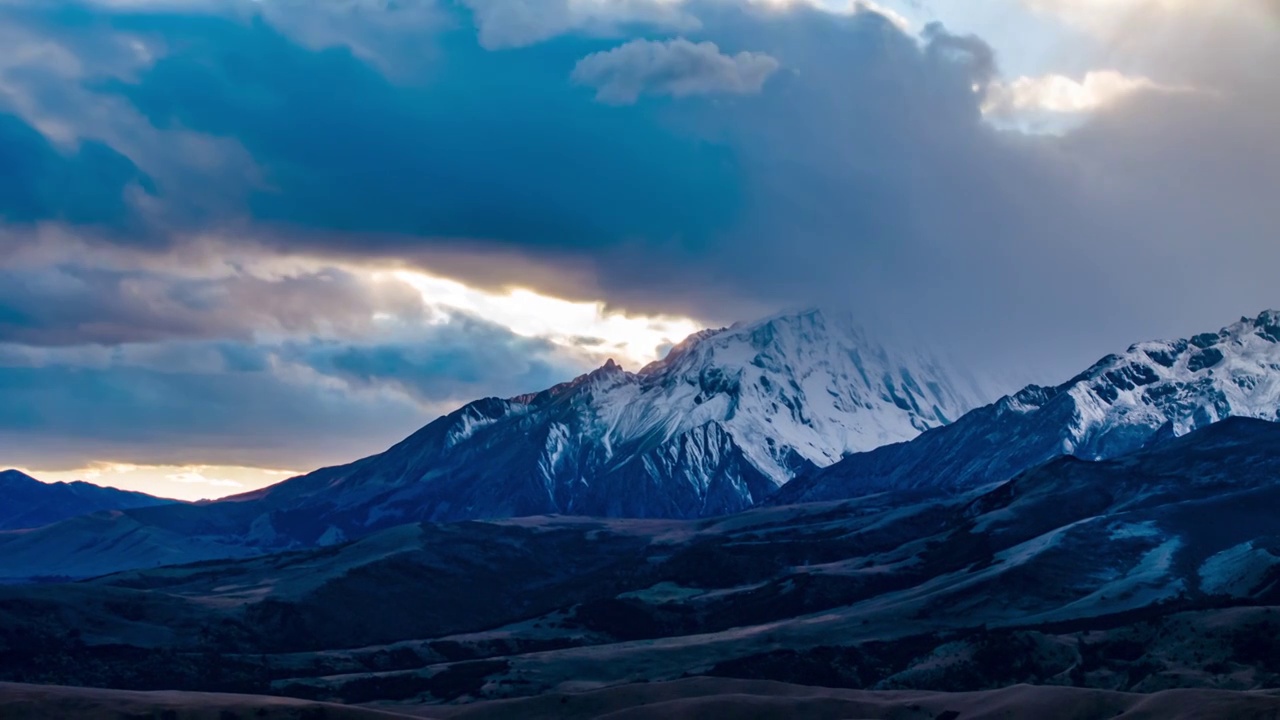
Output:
[1, 0, 1277, 500]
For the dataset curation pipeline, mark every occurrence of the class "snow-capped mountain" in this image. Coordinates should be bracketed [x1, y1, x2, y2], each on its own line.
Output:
[3, 309, 1279, 583]
[239, 309, 988, 539]
[778, 310, 1280, 503]
[0, 469, 175, 531]
[1060, 310, 1280, 455]
[565, 308, 985, 483]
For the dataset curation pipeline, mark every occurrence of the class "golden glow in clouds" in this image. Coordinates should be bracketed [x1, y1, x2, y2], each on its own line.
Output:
[386, 269, 703, 369]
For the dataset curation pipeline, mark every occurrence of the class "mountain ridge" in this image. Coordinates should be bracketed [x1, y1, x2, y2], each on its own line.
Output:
[226, 309, 989, 533]
[776, 309, 1280, 504]
[0, 469, 176, 532]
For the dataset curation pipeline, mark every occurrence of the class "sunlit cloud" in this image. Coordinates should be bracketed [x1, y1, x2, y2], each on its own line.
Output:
[166, 471, 245, 488]
[1020, 0, 1198, 34]
[982, 70, 1191, 131]
[385, 269, 703, 369]
[986, 71, 1162, 113]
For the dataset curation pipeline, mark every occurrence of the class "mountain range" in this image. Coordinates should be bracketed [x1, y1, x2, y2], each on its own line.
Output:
[230, 309, 987, 537]
[777, 309, 1280, 503]
[0, 470, 172, 531]
[2, 417, 1279, 705]
[2, 307, 1280, 713]
[1, 309, 1278, 582]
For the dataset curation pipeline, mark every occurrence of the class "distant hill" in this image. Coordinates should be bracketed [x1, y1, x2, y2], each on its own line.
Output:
[0, 470, 175, 531]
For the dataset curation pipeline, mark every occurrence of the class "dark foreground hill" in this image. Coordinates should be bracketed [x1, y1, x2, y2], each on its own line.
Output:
[0, 682, 411, 719]
[4, 678, 1280, 720]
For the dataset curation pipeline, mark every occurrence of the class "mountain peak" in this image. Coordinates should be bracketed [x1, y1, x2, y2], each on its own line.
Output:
[643, 308, 842, 375]
[1240, 309, 1280, 342]
[576, 355, 632, 383]
[0, 469, 38, 486]
[618, 307, 987, 484]
[733, 306, 827, 331]
[641, 326, 726, 373]
[734, 307, 841, 340]
[244, 308, 990, 527]
[780, 309, 1280, 505]
[991, 308, 1280, 458]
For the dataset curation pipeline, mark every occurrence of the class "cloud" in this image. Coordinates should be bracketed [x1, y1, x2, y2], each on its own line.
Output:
[459, 0, 701, 49]
[389, 269, 702, 367]
[1019, 0, 1199, 35]
[0, 112, 152, 225]
[0, 356, 419, 469]
[0, 0, 1276, 475]
[0, 314, 594, 470]
[167, 471, 242, 488]
[75, 10, 742, 253]
[0, 227, 700, 365]
[983, 70, 1184, 121]
[0, 260, 426, 347]
[921, 21, 996, 84]
[290, 313, 594, 404]
[572, 37, 779, 104]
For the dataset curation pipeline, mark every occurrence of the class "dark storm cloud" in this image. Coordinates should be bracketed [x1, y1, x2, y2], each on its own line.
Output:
[0, 358, 425, 469]
[61, 1, 1048, 334]
[0, 0, 1276, 472]
[1, 2, 1273, 366]
[292, 315, 585, 404]
[0, 0, 1108, 341]
[564, 2, 1280, 380]
[556, 7, 1067, 325]
[0, 263, 426, 346]
[83, 2, 1073, 353]
[0, 112, 152, 226]
[87, 9, 741, 253]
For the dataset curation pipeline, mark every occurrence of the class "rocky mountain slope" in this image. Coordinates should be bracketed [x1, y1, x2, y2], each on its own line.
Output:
[777, 309, 1280, 504]
[0, 470, 174, 531]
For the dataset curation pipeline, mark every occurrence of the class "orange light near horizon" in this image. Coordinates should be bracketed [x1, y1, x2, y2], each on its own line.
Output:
[20, 463, 300, 502]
